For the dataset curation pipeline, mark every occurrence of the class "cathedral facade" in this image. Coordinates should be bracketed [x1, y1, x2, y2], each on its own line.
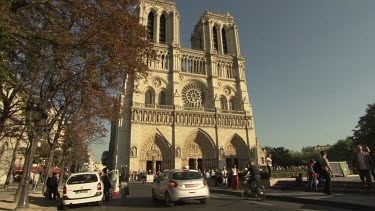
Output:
[111, 0, 263, 174]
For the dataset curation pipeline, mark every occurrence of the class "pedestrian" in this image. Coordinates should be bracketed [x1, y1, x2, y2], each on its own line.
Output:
[46, 172, 59, 200]
[120, 169, 129, 202]
[318, 151, 334, 195]
[101, 168, 112, 202]
[32, 172, 40, 192]
[231, 164, 239, 190]
[222, 166, 228, 187]
[266, 153, 273, 178]
[363, 146, 375, 180]
[353, 145, 374, 190]
[307, 159, 318, 192]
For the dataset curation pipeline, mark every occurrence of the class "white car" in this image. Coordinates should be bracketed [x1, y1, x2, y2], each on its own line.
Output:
[152, 169, 210, 207]
[62, 171, 104, 207]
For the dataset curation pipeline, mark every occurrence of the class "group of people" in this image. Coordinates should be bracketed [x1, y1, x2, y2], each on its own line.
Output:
[306, 146, 375, 196]
[306, 151, 335, 195]
[204, 161, 261, 190]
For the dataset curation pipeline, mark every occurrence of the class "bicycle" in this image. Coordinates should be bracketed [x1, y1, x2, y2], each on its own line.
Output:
[240, 175, 265, 201]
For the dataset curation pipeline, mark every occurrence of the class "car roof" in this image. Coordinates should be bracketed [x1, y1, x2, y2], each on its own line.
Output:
[69, 171, 100, 176]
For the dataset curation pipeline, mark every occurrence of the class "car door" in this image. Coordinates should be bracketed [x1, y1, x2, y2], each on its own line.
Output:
[159, 171, 170, 199]
[153, 172, 164, 198]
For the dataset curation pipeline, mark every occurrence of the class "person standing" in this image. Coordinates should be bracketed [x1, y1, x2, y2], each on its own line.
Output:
[266, 153, 273, 178]
[231, 164, 239, 190]
[32, 172, 40, 192]
[306, 160, 318, 192]
[318, 151, 334, 195]
[101, 168, 112, 202]
[363, 146, 375, 180]
[353, 145, 374, 190]
[222, 166, 228, 187]
[46, 172, 59, 200]
[120, 169, 129, 202]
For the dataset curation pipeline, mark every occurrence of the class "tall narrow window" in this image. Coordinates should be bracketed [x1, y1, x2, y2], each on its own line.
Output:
[147, 12, 154, 41]
[222, 28, 228, 54]
[159, 91, 166, 105]
[145, 90, 154, 104]
[220, 96, 227, 110]
[229, 98, 235, 110]
[159, 14, 166, 43]
[213, 26, 218, 51]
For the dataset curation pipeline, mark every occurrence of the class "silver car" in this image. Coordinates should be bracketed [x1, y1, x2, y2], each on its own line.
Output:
[152, 169, 210, 207]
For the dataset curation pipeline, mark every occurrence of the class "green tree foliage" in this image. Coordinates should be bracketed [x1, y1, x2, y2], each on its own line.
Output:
[352, 103, 375, 150]
[326, 138, 355, 163]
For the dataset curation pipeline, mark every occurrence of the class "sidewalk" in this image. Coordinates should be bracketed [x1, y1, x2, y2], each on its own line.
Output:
[0, 183, 60, 211]
[208, 175, 375, 210]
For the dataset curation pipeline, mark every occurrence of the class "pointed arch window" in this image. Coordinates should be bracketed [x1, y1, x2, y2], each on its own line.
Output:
[229, 98, 235, 110]
[147, 12, 154, 41]
[213, 26, 218, 51]
[220, 96, 227, 110]
[159, 91, 166, 105]
[222, 28, 228, 54]
[145, 90, 154, 105]
[159, 14, 166, 43]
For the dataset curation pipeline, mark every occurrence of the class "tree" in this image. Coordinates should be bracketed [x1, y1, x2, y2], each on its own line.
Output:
[101, 151, 111, 168]
[326, 138, 355, 163]
[1, 0, 156, 202]
[352, 103, 375, 150]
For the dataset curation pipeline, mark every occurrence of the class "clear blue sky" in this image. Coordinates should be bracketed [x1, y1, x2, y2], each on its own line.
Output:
[91, 0, 375, 161]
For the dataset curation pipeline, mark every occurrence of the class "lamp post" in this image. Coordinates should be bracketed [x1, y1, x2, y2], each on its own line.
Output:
[16, 102, 47, 209]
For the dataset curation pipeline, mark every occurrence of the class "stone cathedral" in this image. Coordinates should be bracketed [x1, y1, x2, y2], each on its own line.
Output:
[110, 0, 264, 174]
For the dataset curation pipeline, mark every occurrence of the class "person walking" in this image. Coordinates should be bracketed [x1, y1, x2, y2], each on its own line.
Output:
[101, 168, 112, 202]
[318, 151, 334, 195]
[46, 172, 59, 200]
[266, 153, 273, 178]
[32, 172, 40, 192]
[306, 159, 318, 192]
[353, 145, 374, 190]
[231, 164, 239, 190]
[363, 146, 375, 180]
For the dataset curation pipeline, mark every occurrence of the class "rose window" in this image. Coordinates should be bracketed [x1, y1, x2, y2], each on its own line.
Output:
[181, 83, 205, 107]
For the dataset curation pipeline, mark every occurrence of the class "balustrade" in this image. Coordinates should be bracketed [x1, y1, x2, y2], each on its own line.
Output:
[131, 103, 252, 129]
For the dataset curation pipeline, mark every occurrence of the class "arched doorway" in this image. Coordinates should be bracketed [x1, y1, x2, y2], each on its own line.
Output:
[139, 134, 171, 174]
[224, 134, 249, 169]
[182, 129, 217, 173]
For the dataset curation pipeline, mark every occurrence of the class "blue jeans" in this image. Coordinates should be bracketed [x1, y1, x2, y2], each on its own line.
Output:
[308, 175, 317, 191]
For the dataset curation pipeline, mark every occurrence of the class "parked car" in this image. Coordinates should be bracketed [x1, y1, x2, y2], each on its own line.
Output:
[62, 171, 103, 208]
[152, 169, 209, 207]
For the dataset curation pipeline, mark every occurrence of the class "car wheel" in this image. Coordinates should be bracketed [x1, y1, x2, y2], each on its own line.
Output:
[152, 189, 157, 201]
[97, 199, 103, 206]
[199, 198, 207, 204]
[165, 192, 174, 207]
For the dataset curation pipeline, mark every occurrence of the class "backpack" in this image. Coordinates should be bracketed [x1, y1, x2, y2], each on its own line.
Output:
[313, 161, 322, 174]
[308, 165, 315, 174]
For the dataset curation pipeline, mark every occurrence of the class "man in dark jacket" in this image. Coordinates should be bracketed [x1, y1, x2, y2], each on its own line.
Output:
[101, 168, 112, 201]
[46, 172, 59, 200]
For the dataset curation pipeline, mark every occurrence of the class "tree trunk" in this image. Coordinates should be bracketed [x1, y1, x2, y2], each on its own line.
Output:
[58, 153, 66, 188]
[13, 131, 40, 203]
[42, 117, 64, 194]
[3, 129, 24, 189]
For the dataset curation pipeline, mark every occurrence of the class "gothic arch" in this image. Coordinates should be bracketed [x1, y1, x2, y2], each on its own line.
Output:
[224, 134, 249, 168]
[181, 129, 217, 170]
[139, 133, 172, 170]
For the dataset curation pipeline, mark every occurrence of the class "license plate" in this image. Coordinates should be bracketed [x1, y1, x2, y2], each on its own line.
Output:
[185, 184, 197, 188]
[76, 190, 88, 194]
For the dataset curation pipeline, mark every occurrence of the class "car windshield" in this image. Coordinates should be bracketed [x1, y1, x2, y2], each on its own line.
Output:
[67, 174, 98, 184]
[172, 171, 202, 180]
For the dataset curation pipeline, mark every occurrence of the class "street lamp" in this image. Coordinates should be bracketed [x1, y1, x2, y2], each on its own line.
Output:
[16, 101, 47, 209]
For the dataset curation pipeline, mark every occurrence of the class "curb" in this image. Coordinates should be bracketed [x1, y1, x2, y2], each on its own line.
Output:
[209, 188, 375, 210]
